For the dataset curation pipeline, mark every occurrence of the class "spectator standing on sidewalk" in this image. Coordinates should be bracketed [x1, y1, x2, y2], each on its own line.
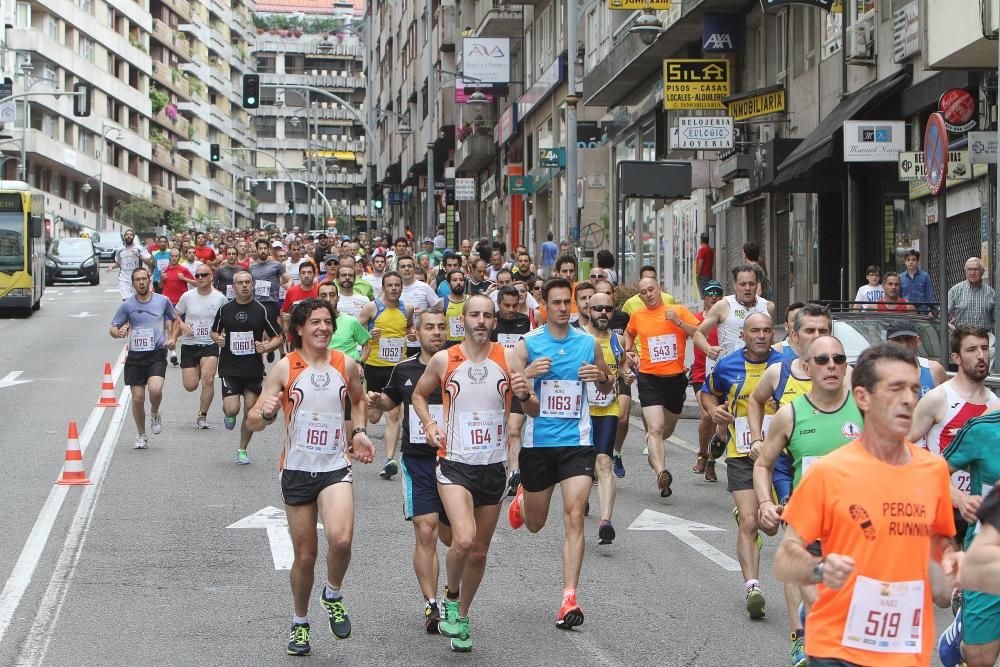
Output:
[901, 248, 936, 314]
[695, 232, 714, 297]
[949, 257, 995, 329]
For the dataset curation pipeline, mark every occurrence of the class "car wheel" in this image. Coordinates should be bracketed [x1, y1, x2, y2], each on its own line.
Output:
[89, 271, 100, 286]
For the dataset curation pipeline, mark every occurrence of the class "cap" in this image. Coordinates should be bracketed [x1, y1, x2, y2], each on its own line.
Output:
[423, 237, 433, 244]
[316, 233, 327, 240]
[324, 254, 340, 265]
[271, 241, 283, 248]
[886, 321, 919, 339]
[703, 280, 724, 296]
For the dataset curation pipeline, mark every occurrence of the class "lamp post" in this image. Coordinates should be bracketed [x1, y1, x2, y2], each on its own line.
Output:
[98, 122, 123, 231]
[425, 0, 435, 240]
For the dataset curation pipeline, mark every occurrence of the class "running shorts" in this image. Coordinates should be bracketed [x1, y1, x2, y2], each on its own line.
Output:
[401, 453, 444, 520]
[221, 375, 263, 398]
[281, 466, 352, 506]
[435, 458, 506, 507]
[635, 371, 688, 414]
[123, 349, 168, 386]
[180, 343, 219, 369]
[591, 415, 617, 458]
[725, 455, 754, 493]
[519, 446, 596, 492]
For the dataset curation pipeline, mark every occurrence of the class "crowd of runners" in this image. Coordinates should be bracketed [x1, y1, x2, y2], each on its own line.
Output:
[104, 226, 1000, 665]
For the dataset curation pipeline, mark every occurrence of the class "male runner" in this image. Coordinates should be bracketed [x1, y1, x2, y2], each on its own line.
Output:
[211, 270, 283, 464]
[959, 484, 1000, 595]
[886, 322, 948, 396]
[695, 264, 775, 361]
[435, 254, 462, 299]
[508, 278, 615, 628]
[773, 302, 805, 358]
[412, 294, 533, 651]
[397, 255, 441, 356]
[690, 280, 723, 481]
[442, 269, 468, 348]
[357, 271, 414, 479]
[592, 278, 634, 479]
[331, 263, 369, 318]
[318, 282, 371, 363]
[624, 276, 700, 496]
[159, 248, 196, 366]
[366, 306, 450, 632]
[250, 239, 290, 359]
[174, 265, 227, 428]
[364, 252, 386, 299]
[621, 265, 676, 315]
[338, 256, 374, 300]
[109, 229, 153, 300]
[466, 258, 494, 296]
[109, 267, 176, 448]
[774, 342, 959, 667]
[151, 235, 170, 292]
[246, 298, 375, 657]
[754, 335, 862, 667]
[702, 313, 782, 619]
[571, 281, 595, 329]
[491, 286, 533, 495]
[214, 246, 242, 300]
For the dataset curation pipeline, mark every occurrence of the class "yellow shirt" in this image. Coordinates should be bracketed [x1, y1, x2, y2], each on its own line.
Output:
[622, 291, 676, 316]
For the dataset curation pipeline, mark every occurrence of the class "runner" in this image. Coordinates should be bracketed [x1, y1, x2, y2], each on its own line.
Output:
[397, 255, 441, 356]
[211, 270, 284, 465]
[570, 281, 595, 329]
[173, 265, 227, 428]
[435, 254, 462, 299]
[249, 239, 291, 361]
[466, 258, 494, 296]
[591, 278, 633, 479]
[695, 264, 775, 361]
[357, 271, 415, 480]
[773, 342, 960, 667]
[885, 322, 948, 396]
[109, 267, 176, 449]
[158, 248, 196, 366]
[690, 280, 724, 481]
[318, 282, 372, 364]
[507, 277, 616, 628]
[339, 256, 374, 300]
[443, 270, 468, 348]
[620, 265, 676, 315]
[366, 306, 451, 633]
[583, 290, 626, 545]
[411, 293, 533, 651]
[214, 246, 243, 300]
[773, 302, 806, 358]
[364, 252, 387, 299]
[332, 262, 370, 318]
[754, 335, 863, 667]
[702, 313, 782, 619]
[246, 298, 375, 658]
[109, 229, 153, 300]
[151, 235, 170, 292]
[623, 276, 700, 497]
[283, 240, 315, 287]
[281, 262, 320, 350]
[957, 484, 1000, 595]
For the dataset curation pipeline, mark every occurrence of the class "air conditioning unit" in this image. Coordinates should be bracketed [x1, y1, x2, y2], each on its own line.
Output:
[846, 11, 876, 65]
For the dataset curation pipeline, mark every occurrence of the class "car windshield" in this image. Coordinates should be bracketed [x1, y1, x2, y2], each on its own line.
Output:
[51, 238, 93, 256]
[0, 212, 25, 273]
[93, 232, 123, 247]
[833, 318, 942, 360]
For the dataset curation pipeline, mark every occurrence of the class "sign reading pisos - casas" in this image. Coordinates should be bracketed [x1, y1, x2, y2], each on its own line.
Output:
[663, 59, 730, 111]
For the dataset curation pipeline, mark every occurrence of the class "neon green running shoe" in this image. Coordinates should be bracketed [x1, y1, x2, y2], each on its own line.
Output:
[746, 584, 766, 619]
[450, 616, 472, 652]
[319, 594, 351, 639]
[287, 622, 311, 656]
[791, 632, 806, 667]
[438, 599, 462, 638]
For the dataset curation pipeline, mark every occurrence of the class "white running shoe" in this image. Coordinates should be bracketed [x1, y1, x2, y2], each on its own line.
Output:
[133, 434, 148, 449]
[151, 413, 163, 435]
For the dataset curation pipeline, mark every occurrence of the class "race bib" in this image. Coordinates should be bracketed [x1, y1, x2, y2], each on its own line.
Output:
[230, 330, 255, 356]
[539, 380, 583, 419]
[648, 334, 678, 363]
[254, 280, 271, 297]
[587, 381, 616, 407]
[120, 253, 140, 272]
[952, 471, 972, 494]
[191, 319, 212, 339]
[129, 327, 155, 352]
[295, 411, 344, 456]
[278, 284, 287, 300]
[225, 284, 235, 300]
[497, 333, 522, 349]
[408, 404, 444, 445]
[841, 576, 924, 654]
[156, 258, 169, 274]
[705, 356, 717, 378]
[448, 316, 465, 338]
[734, 415, 772, 454]
[458, 410, 506, 453]
[379, 337, 404, 363]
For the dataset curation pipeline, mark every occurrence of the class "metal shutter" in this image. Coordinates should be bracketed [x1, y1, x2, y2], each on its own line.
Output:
[927, 209, 981, 294]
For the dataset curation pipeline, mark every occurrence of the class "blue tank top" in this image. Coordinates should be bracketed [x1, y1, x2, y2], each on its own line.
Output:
[522, 325, 596, 448]
[918, 356, 935, 396]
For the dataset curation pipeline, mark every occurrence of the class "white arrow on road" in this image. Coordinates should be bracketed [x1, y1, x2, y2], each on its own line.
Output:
[228, 507, 323, 570]
[0, 371, 32, 390]
[68, 311, 95, 318]
[628, 509, 741, 571]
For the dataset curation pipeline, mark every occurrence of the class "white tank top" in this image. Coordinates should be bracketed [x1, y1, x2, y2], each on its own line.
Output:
[923, 382, 999, 493]
[442, 343, 511, 466]
[717, 295, 771, 355]
[280, 351, 351, 474]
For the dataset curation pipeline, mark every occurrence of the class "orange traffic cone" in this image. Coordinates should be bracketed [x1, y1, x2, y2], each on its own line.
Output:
[55, 421, 91, 486]
[96, 362, 119, 407]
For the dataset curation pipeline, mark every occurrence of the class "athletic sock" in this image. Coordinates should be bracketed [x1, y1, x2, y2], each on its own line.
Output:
[293, 615, 309, 625]
[745, 579, 760, 591]
[445, 586, 460, 601]
[324, 584, 341, 601]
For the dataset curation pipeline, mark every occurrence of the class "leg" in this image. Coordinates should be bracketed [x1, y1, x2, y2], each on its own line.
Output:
[642, 405, 667, 475]
[147, 376, 164, 414]
[317, 482, 354, 590]
[732, 489, 762, 582]
[384, 405, 401, 461]
[963, 640, 1000, 667]
[595, 454, 616, 521]
[130, 385, 147, 433]
[613, 395, 631, 455]
[411, 514, 441, 602]
[439, 484, 477, 611]
[784, 582, 804, 633]
[521, 485, 556, 534]
[181, 367, 201, 393]
[285, 502, 320, 618]
[222, 394, 241, 419]
[507, 413, 524, 471]
[457, 503, 502, 617]
[559, 475, 592, 591]
[240, 389, 259, 451]
[198, 356, 218, 414]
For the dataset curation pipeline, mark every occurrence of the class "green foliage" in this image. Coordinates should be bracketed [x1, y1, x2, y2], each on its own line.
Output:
[249, 195, 258, 212]
[149, 88, 169, 115]
[253, 13, 357, 35]
[165, 208, 188, 232]
[113, 198, 167, 234]
[614, 283, 638, 311]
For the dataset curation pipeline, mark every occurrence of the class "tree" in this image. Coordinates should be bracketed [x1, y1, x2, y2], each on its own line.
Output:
[165, 209, 188, 232]
[113, 198, 166, 235]
[324, 201, 354, 234]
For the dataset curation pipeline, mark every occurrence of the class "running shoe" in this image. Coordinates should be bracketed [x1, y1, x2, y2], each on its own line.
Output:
[319, 592, 351, 639]
[798, 602, 806, 629]
[450, 616, 472, 653]
[791, 631, 806, 667]
[506, 470, 521, 497]
[746, 584, 766, 619]
[704, 460, 718, 482]
[951, 589, 963, 617]
[170, 353, 179, 367]
[692, 455, 707, 474]
[938, 606, 964, 667]
[224, 415, 237, 430]
[508, 484, 525, 529]
[657, 469, 673, 498]
[236, 449, 251, 465]
[642, 444, 649, 456]
[133, 433, 148, 449]
[556, 597, 585, 630]
[424, 600, 440, 634]
[612, 454, 625, 478]
[710, 435, 726, 459]
[379, 458, 398, 480]
[150, 413, 163, 435]
[196, 414, 209, 429]
[438, 599, 462, 638]
[598, 520, 615, 545]
[287, 622, 311, 656]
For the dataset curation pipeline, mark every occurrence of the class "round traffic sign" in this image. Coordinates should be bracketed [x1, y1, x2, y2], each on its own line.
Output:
[924, 112, 948, 196]
[939, 89, 975, 126]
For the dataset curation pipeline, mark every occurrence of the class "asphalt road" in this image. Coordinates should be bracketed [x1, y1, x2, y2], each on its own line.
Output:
[0, 282, 957, 666]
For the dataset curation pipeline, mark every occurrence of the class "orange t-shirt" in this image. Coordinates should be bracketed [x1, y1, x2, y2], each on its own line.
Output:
[625, 303, 699, 376]
[782, 441, 955, 667]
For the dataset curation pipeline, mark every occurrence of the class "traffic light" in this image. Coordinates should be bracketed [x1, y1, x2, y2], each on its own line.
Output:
[286, 199, 295, 216]
[373, 198, 384, 212]
[242, 74, 260, 109]
[72, 82, 91, 117]
[209, 143, 221, 162]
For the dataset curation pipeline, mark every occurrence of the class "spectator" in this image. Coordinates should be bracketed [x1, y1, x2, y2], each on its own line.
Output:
[559, 240, 573, 258]
[873, 271, 916, 312]
[596, 249, 618, 286]
[948, 257, 996, 329]
[476, 237, 492, 263]
[540, 232, 559, 277]
[900, 248, 936, 314]
[433, 226, 446, 250]
[742, 241, 772, 300]
[695, 232, 714, 296]
[853, 265, 884, 310]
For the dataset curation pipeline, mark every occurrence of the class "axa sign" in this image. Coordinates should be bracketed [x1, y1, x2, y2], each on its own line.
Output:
[462, 37, 511, 84]
[467, 44, 506, 58]
[703, 14, 741, 53]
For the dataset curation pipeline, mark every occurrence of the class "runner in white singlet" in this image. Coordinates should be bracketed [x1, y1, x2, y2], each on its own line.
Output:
[695, 264, 775, 363]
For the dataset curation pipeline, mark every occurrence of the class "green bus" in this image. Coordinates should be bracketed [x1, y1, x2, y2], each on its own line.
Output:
[0, 181, 46, 313]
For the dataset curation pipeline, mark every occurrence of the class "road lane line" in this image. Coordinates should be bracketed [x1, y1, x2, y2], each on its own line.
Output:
[0, 346, 125, 646]
[17, 384, 130, 665]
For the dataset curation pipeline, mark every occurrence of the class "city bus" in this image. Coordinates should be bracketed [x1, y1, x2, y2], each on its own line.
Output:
[0, 181, 46, 313]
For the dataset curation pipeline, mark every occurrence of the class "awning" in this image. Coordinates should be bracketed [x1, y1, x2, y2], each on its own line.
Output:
[772, 68, 911, 191]
[57, 216, 82, 230]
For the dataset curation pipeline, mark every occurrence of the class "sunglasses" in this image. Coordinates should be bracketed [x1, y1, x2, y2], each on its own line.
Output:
[810, 354, 848, 366]
[590, 305, 614, 312]
[195, 273, 211, 278]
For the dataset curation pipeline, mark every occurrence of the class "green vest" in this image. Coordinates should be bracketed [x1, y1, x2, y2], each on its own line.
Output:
[787, 393, 864, 489]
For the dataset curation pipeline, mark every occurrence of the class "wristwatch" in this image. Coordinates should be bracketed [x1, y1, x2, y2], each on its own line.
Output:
[351, 427, 367, 438]
[811, 559, 825, 584]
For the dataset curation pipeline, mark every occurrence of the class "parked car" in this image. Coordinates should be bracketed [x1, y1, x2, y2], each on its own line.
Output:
[45, 237, 100, 286]
[90, 230, 124, 262]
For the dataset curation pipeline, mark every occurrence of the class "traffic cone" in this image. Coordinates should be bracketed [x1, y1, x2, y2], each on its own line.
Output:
[96, 362, 119, 407]
[55, 421, 91, 486]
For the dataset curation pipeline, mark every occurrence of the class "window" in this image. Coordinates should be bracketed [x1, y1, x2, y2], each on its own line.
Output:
[794, 6, 817, 75]
[78, 128, 93, 156]
[776, 9, 787, 82]
[78, 0, 92, 15]
[43, 15, 58, 40]
[78, 37, 94, 62]
[15, 1, 30, 28]
[538, 5, 552, 77]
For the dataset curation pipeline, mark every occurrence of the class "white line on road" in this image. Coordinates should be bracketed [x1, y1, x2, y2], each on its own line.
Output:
[628, 509, 741, 571]
[0, 346, 125, 646]
[0, 371, 31, 389]
[17, 384, 129, 665]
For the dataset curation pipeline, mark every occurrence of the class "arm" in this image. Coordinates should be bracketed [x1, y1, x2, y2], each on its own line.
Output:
[694, 301, 726, 358]
[961, 523, 1000, 595]
[928, 360, 949, 387]
[753, 405, 792, 533]
[929, 534, 962, 607]
[623, 328, 639, 370]
[579, 340, 615, 394]
[246, 358, 289, 431]
[344, 358, 374, 463]
[747, 364, 777, 443]
[906, 388, 945, 443]
[365, 390, 397, 423]
[412, 351, 446, 444]
[774, 524, 855, 590]
[507, 343, 538, 418]
[665, 307, 698, 337]
[359, 341, 371, 363]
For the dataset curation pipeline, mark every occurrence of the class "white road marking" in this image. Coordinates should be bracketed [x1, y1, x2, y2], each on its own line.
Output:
[67, 311, 95, 318]
[0, 347, 126, 645]
[628, 509, 741, 571]
[0, 371, 31, 389]
[228, 507, 325, 571]
[103, 289, 119, 293]
[17, 384, 130, 665]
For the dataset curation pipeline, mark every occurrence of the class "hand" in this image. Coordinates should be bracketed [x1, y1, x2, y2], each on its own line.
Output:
[211, 330, 225, 345]
[822, 553, 856, 590]
[664, 308, 679, 324]
[758, 502, 783, 534]
[707, 345, 722, 360]
[957, 494, 983, 523]
[626, 350, 639, 367]
[425, 422, 445, 449]
[166, 337, 176, 351]
[942, 550, 964, 589]
[525, 356, 552, 379]
[748, 439, 765, 461]
[711, 405, 735, 426]
[484, 283, 497, 294]
[181, 323, 195, 337]
[578, 363, 605, 383]
[510, 372, 529, 398]
[258, 395, 280, 420]
[112, 327, 127, 339]
[351, 433, 375, 464]
[254, 340, 267, 354]
[366, 391, 383, 409]
[369, 327, 382, 342]
[624, 369, 636, 386]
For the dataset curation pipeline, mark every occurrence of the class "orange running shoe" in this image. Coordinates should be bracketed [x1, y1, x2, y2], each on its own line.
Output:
[508, 484, 525, 529]
[556, 597, 585, 630]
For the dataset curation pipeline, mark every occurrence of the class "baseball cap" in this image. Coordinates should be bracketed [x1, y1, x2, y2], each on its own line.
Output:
[703, 280, 724, 296]
[271, 241, 283, 248]
[886, 322, 919, 339]
[423, 237, 433, 244]
[324, 254, 340, 265]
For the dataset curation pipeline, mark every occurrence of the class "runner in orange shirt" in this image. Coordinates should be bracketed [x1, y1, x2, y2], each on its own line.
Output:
[623, 276, 700, 497]
[774, 342, 960, 667]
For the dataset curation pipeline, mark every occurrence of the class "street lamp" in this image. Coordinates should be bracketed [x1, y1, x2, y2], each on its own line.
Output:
[98, 122, 124, 230]
[630, 11, 665, 46]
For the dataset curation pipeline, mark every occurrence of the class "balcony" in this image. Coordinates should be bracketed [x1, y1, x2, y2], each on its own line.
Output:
[152, 60, 191, 100]
[454, 133, 495, 172]
[475, 1, 523, 38]
[255, 35, 365, 59]
[153, 107, 191, 140]
[152, 184, 190, 210]
[255, 104, 361, 123]
[180, 58, 229, 95]
[152, 19, 192, 61]
[160, 0, 192, 23]
[257, 136, 366, 152]
[435, 5, 457, 52]
[259, 71, 366, 90]
[151, 144, 192, 178]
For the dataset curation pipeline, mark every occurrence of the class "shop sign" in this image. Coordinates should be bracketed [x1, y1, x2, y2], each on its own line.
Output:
[726, 86, 785, 121]
[607, 0, 670, 8]
[509, 175, 534, 195]
[897, 150, 970, 182]
[842, 120, 905, 162]
[663, 59, 730, 111]
[938, 89, 976, 133]
[968, 131, 998, 164]
[675, 116, 734, 150]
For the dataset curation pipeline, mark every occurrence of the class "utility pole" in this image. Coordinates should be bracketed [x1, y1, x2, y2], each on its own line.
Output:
[366, 7, 375, 239]
[425, 0, 435, 240]
[565, 0, 579, 249]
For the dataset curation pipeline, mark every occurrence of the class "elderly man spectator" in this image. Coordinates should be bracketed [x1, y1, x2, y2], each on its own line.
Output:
[949, 257, 995, 329]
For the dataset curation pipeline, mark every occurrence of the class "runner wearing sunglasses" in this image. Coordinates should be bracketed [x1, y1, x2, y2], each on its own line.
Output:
[173, 264, 228, 428]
